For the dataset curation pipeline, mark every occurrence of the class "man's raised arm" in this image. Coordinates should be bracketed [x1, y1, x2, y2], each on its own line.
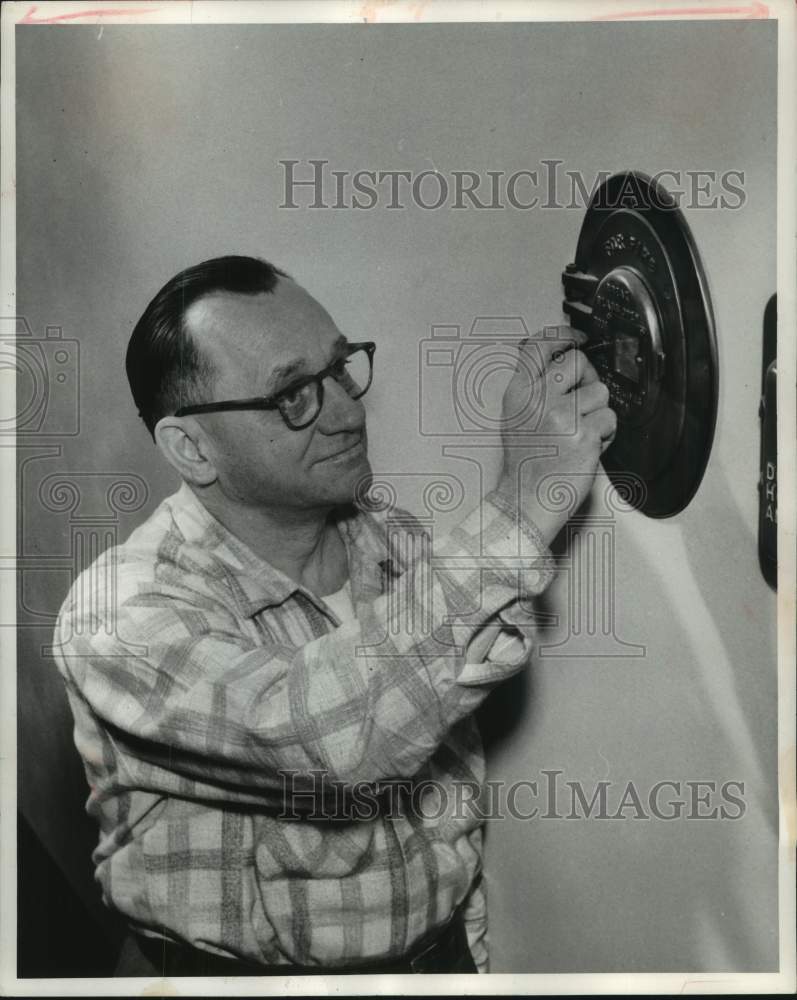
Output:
[55, 327, 614, 803]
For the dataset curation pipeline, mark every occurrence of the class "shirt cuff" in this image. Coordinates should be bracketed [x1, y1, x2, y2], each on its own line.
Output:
[482, 487, 556, 593]
[439, 492, 553, 685]
[438, 488, 555, 597]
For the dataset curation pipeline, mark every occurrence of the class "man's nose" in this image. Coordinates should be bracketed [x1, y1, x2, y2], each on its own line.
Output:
[316, 375, 365, 433]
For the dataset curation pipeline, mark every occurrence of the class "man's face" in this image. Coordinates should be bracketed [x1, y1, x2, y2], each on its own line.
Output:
[184, 279, 371, 511]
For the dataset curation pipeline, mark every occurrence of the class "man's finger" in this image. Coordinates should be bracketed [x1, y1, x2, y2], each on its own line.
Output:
[575, 353, 601, 387]
[518, 326, 587, 375]
[585, 406, 618, 442]
[543, 348, 600, 396]
[575, 379, 611, 416]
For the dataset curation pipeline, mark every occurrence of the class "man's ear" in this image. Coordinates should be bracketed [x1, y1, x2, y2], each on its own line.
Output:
[154, 417, 218, 487]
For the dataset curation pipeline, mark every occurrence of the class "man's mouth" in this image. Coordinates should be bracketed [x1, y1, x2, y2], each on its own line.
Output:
[321, 435, 365, 463]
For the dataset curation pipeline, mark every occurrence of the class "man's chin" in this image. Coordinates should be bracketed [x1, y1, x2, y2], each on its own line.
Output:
[324, 455, 372, 507]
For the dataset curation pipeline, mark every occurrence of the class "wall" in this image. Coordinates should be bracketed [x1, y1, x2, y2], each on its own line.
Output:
[15, 20, 777, 972]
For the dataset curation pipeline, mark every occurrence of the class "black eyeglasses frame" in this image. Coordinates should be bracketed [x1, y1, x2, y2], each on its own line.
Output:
[174, 341, 376, 430]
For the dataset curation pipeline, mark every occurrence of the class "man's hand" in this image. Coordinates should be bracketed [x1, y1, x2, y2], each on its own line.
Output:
[495, 326, 617, 545]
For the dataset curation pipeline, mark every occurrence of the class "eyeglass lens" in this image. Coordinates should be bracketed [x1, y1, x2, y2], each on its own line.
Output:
[277, 347, 373, 429]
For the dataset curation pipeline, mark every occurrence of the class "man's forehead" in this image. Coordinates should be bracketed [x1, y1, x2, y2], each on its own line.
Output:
[185, 280, 341, 365]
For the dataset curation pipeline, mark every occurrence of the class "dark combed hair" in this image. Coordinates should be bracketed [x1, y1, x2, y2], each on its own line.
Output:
[126, 255, 288, 437]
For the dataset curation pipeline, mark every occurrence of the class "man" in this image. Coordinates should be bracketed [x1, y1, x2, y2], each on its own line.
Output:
[54, 255, 615, 976]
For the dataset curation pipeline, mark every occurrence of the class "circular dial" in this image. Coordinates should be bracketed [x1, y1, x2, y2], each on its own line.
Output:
[561, 171, 718, 517]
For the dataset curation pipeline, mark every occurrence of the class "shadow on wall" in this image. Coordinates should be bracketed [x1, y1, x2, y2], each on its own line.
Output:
[477, 486, 595, 758]
[18, 812, 124, 977]
[674, 459, 779, 835]
[17, 626, 126, 976]
[475, 459, 779, 973]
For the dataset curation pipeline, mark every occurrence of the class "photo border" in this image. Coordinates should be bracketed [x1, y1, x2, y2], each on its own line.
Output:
[1, 1, 794, 995]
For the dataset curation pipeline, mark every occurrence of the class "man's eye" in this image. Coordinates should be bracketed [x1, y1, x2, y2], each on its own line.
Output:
[277, 381, 317, 422]
[280, 384, 304, 404]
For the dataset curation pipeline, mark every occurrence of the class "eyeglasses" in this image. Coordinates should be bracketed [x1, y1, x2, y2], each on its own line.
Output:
[175, 341, 376, 430]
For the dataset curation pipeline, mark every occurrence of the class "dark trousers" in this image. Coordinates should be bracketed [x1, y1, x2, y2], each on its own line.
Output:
[115, 911, 478, 976]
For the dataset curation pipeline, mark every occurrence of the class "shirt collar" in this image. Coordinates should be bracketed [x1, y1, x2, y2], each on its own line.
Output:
[167, 483, 406, 618]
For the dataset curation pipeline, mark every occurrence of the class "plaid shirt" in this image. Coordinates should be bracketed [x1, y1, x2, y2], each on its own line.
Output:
[54, 483, 553, 970]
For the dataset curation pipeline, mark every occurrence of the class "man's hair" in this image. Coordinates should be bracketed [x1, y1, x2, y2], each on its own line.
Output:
[126, 255, 288, 437]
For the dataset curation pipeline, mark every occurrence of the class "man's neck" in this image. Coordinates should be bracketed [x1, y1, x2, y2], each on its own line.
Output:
[191, 486, 349, 596]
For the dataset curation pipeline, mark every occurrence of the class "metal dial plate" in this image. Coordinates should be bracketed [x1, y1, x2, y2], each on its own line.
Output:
[590, 267, 665, 425]
[562, 171, 718, 517]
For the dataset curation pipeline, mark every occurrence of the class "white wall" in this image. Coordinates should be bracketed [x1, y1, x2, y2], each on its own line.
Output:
[16, 20, 777, 971]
